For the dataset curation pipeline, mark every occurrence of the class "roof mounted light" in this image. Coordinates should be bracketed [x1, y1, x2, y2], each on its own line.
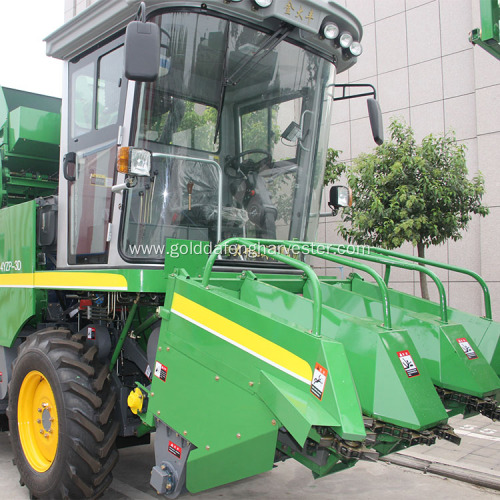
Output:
[253, 0, 273, 7]
[339, 32, 354, 48]
[349, 41, 363, 56]
[322, 22, 339, 40]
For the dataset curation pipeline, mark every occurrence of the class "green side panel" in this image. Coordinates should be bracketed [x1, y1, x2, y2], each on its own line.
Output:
[0, 201, 37, 347]
[149, 340, 277, 493]
[241, 278, 447, 430]
[258, 338, 362, 445]
[165, 278, 365, 443]
[439, 323, 500, 397]
[164, 239, 211, 277]
[349, 277, 500, 369]
[0, 86, 60, 123]
[0, 87, 61, 206]
[8, 107, 60, 165]
[475, 321, 500, 376]
[339, 278, 500, 390]
[146, 273, 369, 490]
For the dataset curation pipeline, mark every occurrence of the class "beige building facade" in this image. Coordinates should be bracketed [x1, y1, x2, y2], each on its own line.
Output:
[316, 0, 500, 317]
[64, 0, 499, 317]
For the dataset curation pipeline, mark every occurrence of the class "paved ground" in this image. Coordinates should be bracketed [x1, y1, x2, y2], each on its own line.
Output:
[401, 413, 500, 473]
[1, 413, 499, 499]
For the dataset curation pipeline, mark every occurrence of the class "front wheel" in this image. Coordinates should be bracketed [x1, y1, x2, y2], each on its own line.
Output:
[7, 328, 119, 499]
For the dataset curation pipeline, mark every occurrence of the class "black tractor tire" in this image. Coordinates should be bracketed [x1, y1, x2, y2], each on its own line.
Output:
[7, 327, 119, 499]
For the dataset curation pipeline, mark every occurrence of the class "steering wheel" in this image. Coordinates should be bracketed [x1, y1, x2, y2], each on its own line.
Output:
[225, 149, 272, 177]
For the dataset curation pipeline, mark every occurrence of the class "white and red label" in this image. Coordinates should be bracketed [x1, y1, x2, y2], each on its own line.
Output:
[397, 350, 420, 378]
[456, 338, 478, 360]
[310, 363, 328, 400]
[168, 441, 182, 459]
[154, 361, 168, 382]
[87, 327, 96, 340]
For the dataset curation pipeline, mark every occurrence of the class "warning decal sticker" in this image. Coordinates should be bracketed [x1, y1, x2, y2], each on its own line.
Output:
[168, 441, 182, 459]
[154, 361, 168, 382]
[87, 327, 96, 340]
[310, 363, 328, 400]
[456, 338, 478, 360]
[397, 350, 420, 378]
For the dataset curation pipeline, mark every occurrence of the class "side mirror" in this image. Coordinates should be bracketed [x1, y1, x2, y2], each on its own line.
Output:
[124, 3, 160, 82]
[328, 185, 352, 216]
[367, 98, 384, 145]
[330, 84, 384, 146]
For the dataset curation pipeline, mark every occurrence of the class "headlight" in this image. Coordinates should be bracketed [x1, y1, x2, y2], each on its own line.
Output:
[339, 32, 353, 48]
[117, 147, 152, 177]
[329, 185, 352, 209]
[349, 41, 363, 56]
[253, 0, 273, 7]
[322, 22, 339, 40]
[337, 186, 352, 207]
[130, 148, 152, 176]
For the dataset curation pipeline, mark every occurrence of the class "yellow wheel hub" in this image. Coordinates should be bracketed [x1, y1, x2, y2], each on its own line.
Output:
[18, 370, 59, 472]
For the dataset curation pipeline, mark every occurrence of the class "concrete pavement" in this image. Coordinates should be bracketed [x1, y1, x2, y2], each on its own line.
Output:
[401, 414, 500, 475]
[1, 413, 500, 499]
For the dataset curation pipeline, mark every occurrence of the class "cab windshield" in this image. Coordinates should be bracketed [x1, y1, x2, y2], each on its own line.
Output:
[120, 11, 335, 263]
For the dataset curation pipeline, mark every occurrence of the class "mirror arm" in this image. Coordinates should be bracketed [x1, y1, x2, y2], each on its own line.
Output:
[330, 83, 377, 101]
[136, 1, 146, 22]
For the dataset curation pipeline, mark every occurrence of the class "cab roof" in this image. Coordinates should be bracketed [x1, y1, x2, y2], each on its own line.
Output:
[45, 0, 362, 73]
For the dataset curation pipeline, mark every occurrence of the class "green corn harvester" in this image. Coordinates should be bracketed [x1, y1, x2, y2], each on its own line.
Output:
[0, 87, 60, 206]
[0, 1, 498, 498]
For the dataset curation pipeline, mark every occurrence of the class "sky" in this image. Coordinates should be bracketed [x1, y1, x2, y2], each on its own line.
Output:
[0, 0, 66, 97]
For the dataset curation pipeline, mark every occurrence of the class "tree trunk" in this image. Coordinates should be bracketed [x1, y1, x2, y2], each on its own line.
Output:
[417, 242, 430, 300]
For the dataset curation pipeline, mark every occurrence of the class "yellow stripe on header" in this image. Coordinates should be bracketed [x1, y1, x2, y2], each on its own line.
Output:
[34, 272, 128, 290]
[171, 293, 313, 384]
[0, 272, 128, 291]
[0, 274, 34, 287]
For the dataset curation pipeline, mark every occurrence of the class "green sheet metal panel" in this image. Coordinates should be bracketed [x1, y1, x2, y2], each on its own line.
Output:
[144, 273, 370, 490]
[0, 87, 60, 119]
[346, 278, 500, 383]
[240, 277, 448, 430]
[150, 343, 278, 493]
[0, 201, 37, 347]
[8, 107, 60, 165]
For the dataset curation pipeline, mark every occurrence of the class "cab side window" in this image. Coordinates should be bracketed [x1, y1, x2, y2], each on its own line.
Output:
[97, 47, 124, 129]
[71, 62, 95, 138]
[70, 46, 123, 138]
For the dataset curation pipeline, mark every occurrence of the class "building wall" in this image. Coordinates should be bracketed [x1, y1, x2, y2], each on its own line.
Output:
[316, 0, 500, 317]
[65, 0, 89, 20]
[64, 0, 499, 316]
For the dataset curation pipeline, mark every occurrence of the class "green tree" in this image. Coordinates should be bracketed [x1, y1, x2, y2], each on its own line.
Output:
[323, 148, 347, 187]
[327, 119, 489, 299]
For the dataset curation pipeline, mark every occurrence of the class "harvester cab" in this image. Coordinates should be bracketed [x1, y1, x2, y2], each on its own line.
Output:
[50, 0, 379, 270]
[0, 0, 499, 499]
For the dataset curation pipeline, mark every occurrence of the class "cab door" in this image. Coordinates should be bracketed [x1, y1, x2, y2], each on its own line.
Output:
[65, 39, 125, 265]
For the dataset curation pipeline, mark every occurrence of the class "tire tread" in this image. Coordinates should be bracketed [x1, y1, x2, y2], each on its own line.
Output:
[8, 328, 119, 499]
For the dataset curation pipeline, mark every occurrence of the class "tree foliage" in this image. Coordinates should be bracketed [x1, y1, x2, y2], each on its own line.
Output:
[325, 119, 489, 298]
[323, 148, 348, 187]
